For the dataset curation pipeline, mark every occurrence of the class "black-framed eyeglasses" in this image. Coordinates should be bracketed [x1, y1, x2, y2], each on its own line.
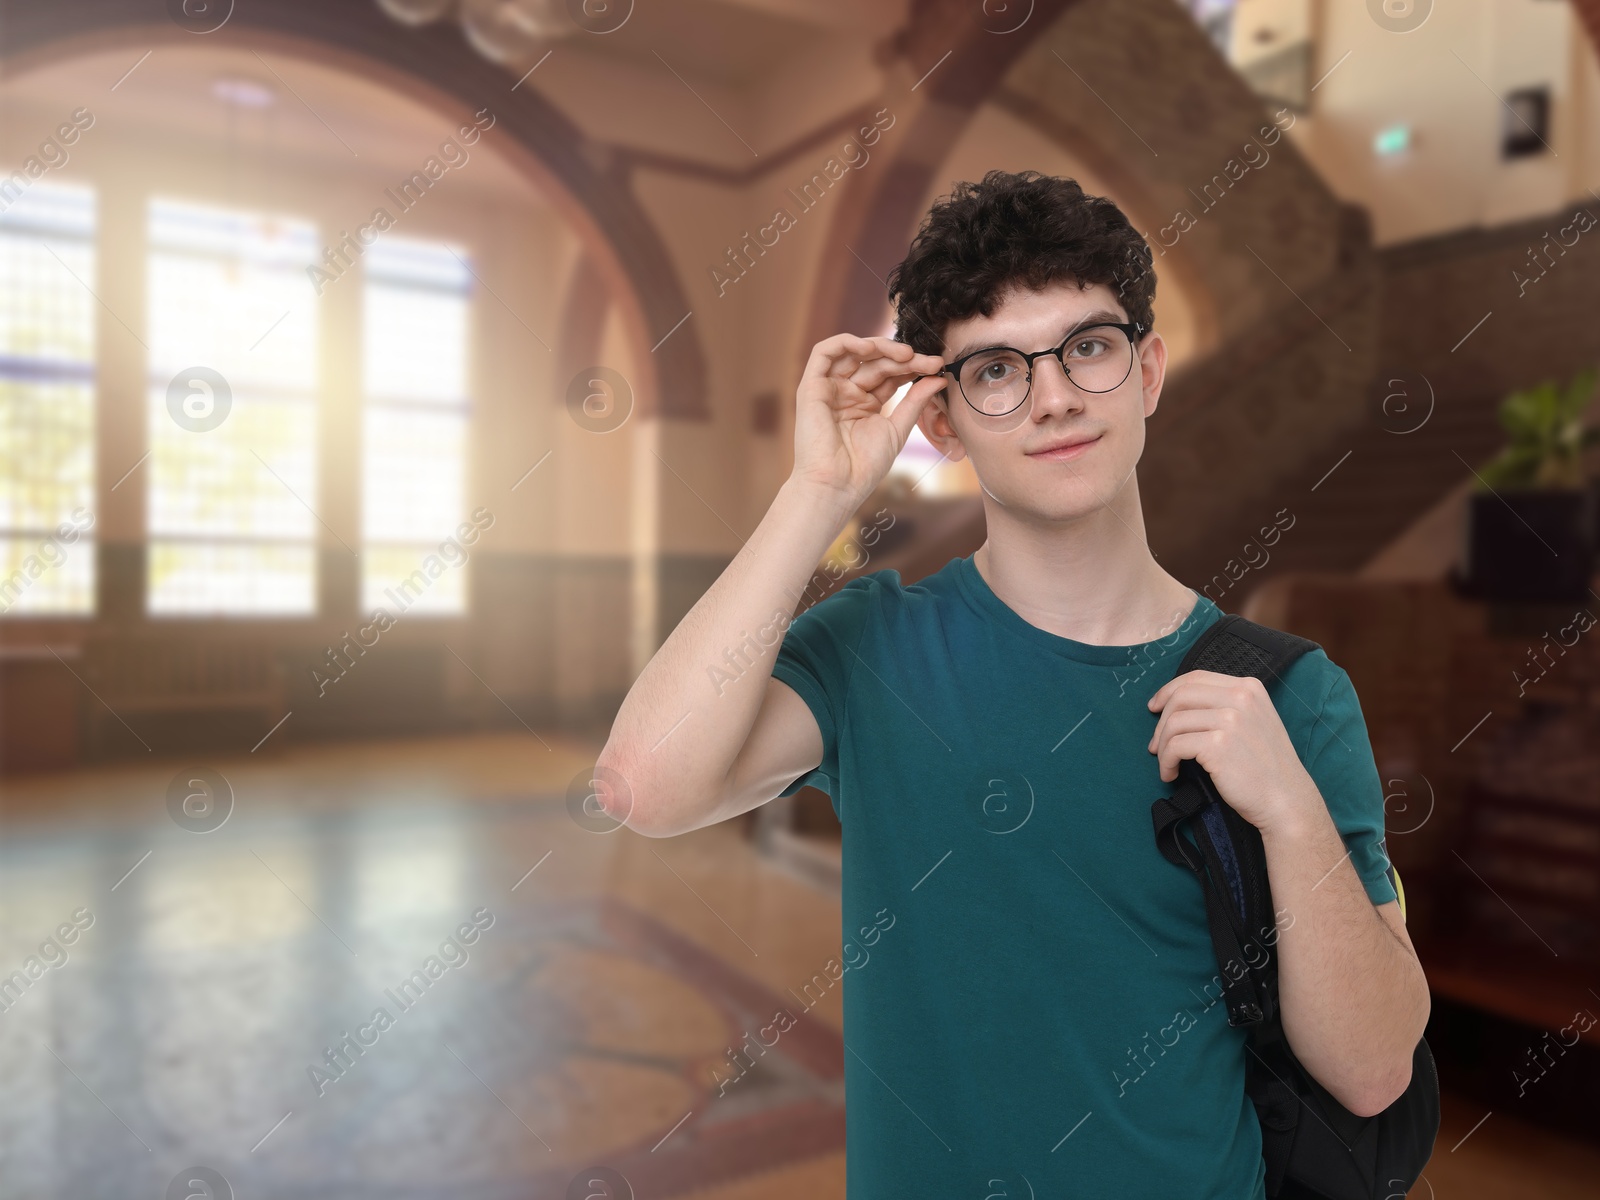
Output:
[938, 319, 1145, 417]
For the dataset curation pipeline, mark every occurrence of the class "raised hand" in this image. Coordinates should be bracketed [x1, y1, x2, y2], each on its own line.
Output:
[791, 333, 946, 506]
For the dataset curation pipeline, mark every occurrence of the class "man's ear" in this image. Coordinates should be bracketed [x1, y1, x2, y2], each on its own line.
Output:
[916, 388, 968, 463]
[1138, 330, 1169, 419]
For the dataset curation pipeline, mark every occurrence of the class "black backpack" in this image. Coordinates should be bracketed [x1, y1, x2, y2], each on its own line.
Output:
[1149, 613, 1439, 1200]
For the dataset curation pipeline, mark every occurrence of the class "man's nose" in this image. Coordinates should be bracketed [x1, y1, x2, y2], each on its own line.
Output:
[1029, 354, 1086, 418]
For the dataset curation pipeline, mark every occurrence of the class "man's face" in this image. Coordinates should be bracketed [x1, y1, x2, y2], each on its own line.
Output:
[916, 279, 1167, 524]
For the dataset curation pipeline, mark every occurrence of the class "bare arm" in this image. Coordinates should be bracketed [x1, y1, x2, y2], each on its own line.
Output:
[1263, 805, 1430, 1117]
[594, 334, 947, 837]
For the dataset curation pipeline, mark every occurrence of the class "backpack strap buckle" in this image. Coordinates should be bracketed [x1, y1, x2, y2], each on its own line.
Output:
[1228, 1000, 1264, 1027]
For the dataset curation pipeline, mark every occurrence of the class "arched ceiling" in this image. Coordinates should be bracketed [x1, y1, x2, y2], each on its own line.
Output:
[0, 0, 709, 421]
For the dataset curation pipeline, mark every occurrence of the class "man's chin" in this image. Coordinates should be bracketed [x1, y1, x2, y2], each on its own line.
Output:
[980, 484, 1113, 525]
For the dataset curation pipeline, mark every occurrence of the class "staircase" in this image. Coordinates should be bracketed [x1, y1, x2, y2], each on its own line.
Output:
[1167, 378, 1510, 589]
[1160, 203, 1600, 594]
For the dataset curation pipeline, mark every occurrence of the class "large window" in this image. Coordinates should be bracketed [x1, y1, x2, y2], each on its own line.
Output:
[0, 182, 96, 616]
[361, 237, 471, 616]
[146, 198, 319, 615]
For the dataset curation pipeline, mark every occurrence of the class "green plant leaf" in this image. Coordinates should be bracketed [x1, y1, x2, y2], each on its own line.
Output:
[1480, 367, 1600, 490]
[1562, 367, 1599, 416]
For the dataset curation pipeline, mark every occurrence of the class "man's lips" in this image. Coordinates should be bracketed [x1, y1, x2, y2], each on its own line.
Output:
[1026, 434, 1102, 460]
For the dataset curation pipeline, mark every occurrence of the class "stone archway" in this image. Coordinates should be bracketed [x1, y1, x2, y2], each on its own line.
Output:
[0, 0, 708, 422]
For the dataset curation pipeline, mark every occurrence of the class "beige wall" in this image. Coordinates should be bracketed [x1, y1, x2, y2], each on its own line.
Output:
[1288, 0, 1598, 244]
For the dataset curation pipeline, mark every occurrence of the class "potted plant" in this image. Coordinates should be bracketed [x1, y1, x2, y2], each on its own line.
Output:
[1456, 367, 1600, 602]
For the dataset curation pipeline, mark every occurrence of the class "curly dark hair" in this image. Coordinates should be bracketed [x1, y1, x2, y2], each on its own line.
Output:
[884, 170, 1155, 358]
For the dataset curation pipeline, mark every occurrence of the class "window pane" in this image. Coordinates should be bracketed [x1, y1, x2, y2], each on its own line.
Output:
[147, 198, 318, 616]
[364, 285, 468, 401]
[361, 238, 470, 617]
[0, 379, 94, 532]
[0, 533, 94, 615]
[0, 182, 96, 617]
[362, 407, 464, 544]
[147, 542, 315, 615]
[362, 544, 467, 616]
[146, 391, 315, 538]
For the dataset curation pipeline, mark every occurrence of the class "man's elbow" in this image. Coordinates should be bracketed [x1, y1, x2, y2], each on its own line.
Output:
[1344, 1057, 1413, 1118]
[588, 750, 656, 835]
[589, 749, 689, 838]
[1345, 963, 1432, 1117]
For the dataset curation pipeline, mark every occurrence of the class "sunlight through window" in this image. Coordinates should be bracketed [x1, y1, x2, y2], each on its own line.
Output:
[146, 198, 319, 615]
[0, 182, 96, 616]
[361, 237, 471, 617]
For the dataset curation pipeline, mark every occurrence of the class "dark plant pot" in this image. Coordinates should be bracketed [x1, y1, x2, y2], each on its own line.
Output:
[1455, 485, 1600, 603]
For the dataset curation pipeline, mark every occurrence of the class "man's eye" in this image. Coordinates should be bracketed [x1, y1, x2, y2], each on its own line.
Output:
[1069, 338, 1108, 358]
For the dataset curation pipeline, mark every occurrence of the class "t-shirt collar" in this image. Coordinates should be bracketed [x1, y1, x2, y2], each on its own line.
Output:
[950, 552, 1218, 667]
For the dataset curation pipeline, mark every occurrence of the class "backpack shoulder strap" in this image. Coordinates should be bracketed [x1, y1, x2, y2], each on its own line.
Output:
[1177, 612, 1320, 682]
[1150, 613, 1321, 1026]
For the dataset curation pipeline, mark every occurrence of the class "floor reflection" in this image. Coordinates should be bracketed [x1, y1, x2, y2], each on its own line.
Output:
[0, 738, 847, 1199]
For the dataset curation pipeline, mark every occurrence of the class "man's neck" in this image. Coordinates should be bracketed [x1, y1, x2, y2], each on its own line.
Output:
[972, 489, 1197, 648]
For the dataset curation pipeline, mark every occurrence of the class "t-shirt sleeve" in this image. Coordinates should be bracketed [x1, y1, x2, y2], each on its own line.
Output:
[1301, 663, 1399, 907]
[770, 572, 882, 804]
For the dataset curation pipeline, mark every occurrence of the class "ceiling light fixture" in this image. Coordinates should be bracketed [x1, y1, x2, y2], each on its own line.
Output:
[375, 0, 608, 72]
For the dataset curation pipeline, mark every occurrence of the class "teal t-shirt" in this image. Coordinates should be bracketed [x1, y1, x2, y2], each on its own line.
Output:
[771, 553, 1397, 1199]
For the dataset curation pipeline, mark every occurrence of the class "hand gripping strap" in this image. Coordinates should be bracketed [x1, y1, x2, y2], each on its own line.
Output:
[1150, 614, 1320, 1027]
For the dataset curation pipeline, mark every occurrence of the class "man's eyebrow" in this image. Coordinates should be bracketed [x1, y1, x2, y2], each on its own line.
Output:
[945, 308, 1129, 360]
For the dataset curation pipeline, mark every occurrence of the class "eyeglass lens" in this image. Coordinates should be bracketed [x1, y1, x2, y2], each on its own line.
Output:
[959, 326, 1135, 417]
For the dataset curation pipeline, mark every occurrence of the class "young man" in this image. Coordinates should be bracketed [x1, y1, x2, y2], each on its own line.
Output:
[596, 170, 1429, 1197]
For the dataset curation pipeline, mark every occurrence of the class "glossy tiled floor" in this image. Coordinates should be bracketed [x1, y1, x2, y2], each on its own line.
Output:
[0, 735, 847, 1200]
[0, 734, 1594, 1198]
